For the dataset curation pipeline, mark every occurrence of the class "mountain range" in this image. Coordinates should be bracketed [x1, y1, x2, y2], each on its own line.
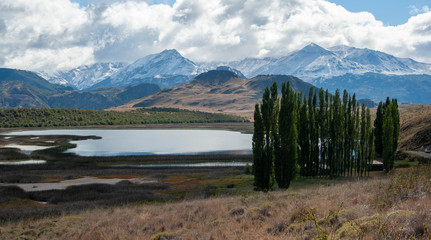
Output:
[39, 44, 431, 104]
[42, 62, 126, 91]
[228, 43, 431, 80]
[2, 43, 431, 111]
[0, 68, 160, 109]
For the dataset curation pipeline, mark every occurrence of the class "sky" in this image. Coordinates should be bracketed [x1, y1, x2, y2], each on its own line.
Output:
[0, 0, 430, 73]
[327, 0, 431, 26]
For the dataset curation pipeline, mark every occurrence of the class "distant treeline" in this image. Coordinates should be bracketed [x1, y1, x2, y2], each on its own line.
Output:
[0, 107, 247, 128]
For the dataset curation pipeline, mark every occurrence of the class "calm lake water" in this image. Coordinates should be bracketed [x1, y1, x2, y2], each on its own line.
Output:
[4, 129, 252, 156]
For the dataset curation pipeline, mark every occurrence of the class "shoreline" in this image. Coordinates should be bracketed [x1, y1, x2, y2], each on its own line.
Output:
[0, 122, 254, 134]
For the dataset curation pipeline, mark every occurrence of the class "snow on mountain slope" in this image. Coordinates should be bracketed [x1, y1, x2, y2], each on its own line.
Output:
[93, 49, 208, 89]
[38, 44, 431, 103]
[228, 43, 431, 80]
[329, 45, 431, 74]
[45, 62, 126, 90]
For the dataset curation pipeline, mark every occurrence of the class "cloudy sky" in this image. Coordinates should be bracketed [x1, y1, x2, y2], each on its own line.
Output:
[1, 0, 430, 73]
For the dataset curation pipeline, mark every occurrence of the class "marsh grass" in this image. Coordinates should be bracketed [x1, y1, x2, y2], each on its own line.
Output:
[0, 182, 170, 223]
[0, 148, 30, 161]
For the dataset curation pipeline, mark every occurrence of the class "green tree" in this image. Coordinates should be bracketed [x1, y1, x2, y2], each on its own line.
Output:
[342, 90, 349, 176]
[260, 87, 273, 190]
[275, 82, 298, 188]
[252, 104, 265, 188]
[367, 111, 375, 176]
[382, 103, 395, 172]
[259, 83, 279, 190]
[391, 99, 400, 154]
[374, 102, 384, 156]
[318, 88, 327, 176]
[298, 95, 310, 176]
[309, 89, 319, 176]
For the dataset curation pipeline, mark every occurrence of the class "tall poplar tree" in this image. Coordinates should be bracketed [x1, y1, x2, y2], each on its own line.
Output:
[350, 94, 357, 176]
[354, 101, 360, 176]
[254, 85, 377, 186]
[309, 88, 319, 176]
[260, 87, 273, 189]
[360, 104, 367, 176]
[382, 103, 395, 172]
[391, 99, 400, 154]
[342, 89, 351, 176]
[374, 102, 384, 156]
[366, 108, 374, 176]
[252, 104, 265, 188]
[299, 95, 310, 176]
[275, 82, 298, 188]
[318, 88, 327, 176]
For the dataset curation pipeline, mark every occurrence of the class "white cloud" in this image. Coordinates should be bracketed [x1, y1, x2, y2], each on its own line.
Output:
[409, 5, 430, 15]
[4, 47, 95, 72]
[1, 0, 431, 73]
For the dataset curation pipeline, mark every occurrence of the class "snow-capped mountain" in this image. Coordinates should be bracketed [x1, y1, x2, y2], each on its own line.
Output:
[44, 62, 126, 90]
[328, 45, 431, 75]
[228, 43, 431, 81]
[36, 44, 431, 104]
[92, 49, 208, 89]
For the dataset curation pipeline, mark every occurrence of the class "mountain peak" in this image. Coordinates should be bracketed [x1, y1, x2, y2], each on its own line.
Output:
[306, 42, 320, 48]
[193, 70, 241, 86]
[215, 66, 246, 78]
[159, 49, 182, 57]
[300, 43, 332, 55]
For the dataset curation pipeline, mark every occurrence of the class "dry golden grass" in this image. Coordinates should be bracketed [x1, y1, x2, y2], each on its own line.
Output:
[113, 77, 259, 119]
[2, 166, 431, 240]
[399, 104, 431, 150]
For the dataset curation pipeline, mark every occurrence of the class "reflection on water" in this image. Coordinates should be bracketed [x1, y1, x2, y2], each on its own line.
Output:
[4, 129, 252, 156]
[2, 144, 55, 152]
[0, 160, 47, 165]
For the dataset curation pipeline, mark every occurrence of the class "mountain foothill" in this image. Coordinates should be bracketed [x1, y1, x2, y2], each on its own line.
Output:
[1, 43, 431, 113]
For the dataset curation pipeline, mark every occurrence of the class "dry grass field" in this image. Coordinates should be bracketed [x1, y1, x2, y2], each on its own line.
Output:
[1, 166, 430, 240]
[399, 104, 431, 150]
[1, 104, 431, 239]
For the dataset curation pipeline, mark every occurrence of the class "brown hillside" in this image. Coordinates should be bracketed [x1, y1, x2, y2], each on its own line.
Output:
[114, 70, 317, 118]
[399, 104, 431, 150]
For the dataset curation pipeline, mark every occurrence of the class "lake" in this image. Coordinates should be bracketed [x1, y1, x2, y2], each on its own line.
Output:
[3, 129, 252, 157]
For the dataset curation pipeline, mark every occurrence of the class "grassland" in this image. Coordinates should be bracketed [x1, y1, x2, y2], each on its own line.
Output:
[1, 103, 431, 239]
[1, 164, 430, 239]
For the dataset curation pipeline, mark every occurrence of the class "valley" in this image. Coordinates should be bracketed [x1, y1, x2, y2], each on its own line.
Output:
[3, 1, 431, 238]
[1, 44, 431, 239]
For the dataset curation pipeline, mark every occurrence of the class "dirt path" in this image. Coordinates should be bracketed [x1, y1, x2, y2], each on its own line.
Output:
[406, 151, 431, 159]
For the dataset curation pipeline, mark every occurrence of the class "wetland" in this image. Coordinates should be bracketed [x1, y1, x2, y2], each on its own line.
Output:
[0, 123, 254, 222]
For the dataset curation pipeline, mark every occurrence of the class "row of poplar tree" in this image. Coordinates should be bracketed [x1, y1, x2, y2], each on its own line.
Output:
[374, 98, 400, 172]
[252, 82, 399, 190]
